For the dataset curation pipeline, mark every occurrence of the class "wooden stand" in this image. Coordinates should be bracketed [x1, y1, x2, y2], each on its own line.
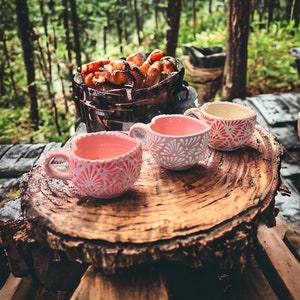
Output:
[20, 124, 282, 276]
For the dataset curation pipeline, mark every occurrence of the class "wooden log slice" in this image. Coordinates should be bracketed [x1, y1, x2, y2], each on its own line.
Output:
[20, 125, 283, 274]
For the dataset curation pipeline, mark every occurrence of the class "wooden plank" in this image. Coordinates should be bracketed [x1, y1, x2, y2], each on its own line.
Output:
[247, 94, 299, 125]
[275, 178, 300, 226]
[0, 143, 61, 178]
[0, 273, 33, 300]
[230, 254, 278, 300]
[270, 126, 300, 149]
[71, 265, 169, 300]
[163, 256, 278, 300]
[280, 161, 300, 177]
[280, 93, 300, 110]
[284, 228, 300, 262]
[257, 223, 300, 300]
[235, 96, 300, 150]
[272, 218, 290, 240]
[0, 144, 45, 178]
[0, 274, 23, 299]
[0, 145, 12, 158]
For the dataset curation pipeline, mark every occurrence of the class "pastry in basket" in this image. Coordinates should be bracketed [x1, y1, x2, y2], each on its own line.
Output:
[80, 49, 179, 92]
[73, 49, 189, 131]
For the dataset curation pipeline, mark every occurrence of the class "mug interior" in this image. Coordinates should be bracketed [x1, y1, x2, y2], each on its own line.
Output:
[74, 134, 137, 160]
[205, 103, 255, 119]
[150, 115, 209, 136]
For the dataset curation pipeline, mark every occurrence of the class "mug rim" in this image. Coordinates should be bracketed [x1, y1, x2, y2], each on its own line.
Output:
[70, 131, 142, 163]
[148, 114, 211, 138]
[202, 102, 257, 121]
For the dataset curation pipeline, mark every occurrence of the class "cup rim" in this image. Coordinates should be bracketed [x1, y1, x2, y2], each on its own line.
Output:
[202, 102, 257, 121]
[70, 131, 142, 162]
[148, 114, 211, 137]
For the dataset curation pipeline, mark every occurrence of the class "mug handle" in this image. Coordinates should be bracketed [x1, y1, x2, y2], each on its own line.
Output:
[43, 149, 72, 180]
[128, 123, 148, 143]
[183, 107, 202, 120]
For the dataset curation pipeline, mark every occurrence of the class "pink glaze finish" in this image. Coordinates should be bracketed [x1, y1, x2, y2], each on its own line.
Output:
[129, 114, 210, 171]
[43, 132, 143, 199]
[184, 102, 257, 151]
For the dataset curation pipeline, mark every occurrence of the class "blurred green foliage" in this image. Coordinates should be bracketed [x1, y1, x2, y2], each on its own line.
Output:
[247, 19, 300, 94]
[0, 1, 299, 144]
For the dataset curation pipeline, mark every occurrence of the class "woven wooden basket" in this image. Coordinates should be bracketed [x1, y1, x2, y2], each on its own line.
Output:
[73, 61, 187, 131]
[183, 56, 223, 104]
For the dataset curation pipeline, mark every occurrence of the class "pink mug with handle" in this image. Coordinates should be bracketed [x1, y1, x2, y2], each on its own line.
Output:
[184, 102, 257, 151]
[129, 114, 210, 171]
[43, 131, 143, 199]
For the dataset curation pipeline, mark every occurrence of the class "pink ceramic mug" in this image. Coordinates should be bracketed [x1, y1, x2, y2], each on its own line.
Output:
[184, 102, 257, 151]
[43, 131, 143, 199]
[128, 114, 210, 171]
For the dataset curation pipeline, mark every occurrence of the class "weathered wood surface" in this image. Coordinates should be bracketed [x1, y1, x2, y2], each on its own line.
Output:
[0, 143, 61, 178]
[70, 253, 280, 300]
[20, 124, 282, 274]
[234, 95, 300, 230]
[3, 217, 300, 300]
[0, 143, 62, 207]
[0, 272, 74, 300]
[0, 273, 33, 300]
[71, 265, 169, 300]
[284, 228, 300, 261]
[246, 93, 300, 125]
[257, 222, 300, 300]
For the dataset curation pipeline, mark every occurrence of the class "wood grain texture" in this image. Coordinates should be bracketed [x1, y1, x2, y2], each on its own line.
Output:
[257, 223, 300, 300]
[20, 125, 283, 273]
[71, 265, 168, 300]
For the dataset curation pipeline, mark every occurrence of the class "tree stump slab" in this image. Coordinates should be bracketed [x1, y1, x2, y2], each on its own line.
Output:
[20, 125, 283, 274]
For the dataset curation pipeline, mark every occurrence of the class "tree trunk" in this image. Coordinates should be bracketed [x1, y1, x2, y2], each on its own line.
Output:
[209, 0, 213, 13]
[192, 0, 196, 39]
[166, 0, 182, 57]
[37, 2, 62, 136]
[1, 31, 18, 107]
[116, 1, 124, 54]
[103, 25, 108, 55]
[133, 0, 142, 45]
[122, 0, 129, 42]
[154, 0, 159, 31]
[15, 0, 39, 131]
[267, 0, 274, 31]
[38, 1, 53, 100]
[20, 124, 282, 274]
[62, 0, 73, 80]
[221, 0, 251, 101]
[69, 0, 81, 67]
[287, 0, 300, 26]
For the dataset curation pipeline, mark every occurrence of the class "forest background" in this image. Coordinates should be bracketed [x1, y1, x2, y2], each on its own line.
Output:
[1, 0, 300, 144]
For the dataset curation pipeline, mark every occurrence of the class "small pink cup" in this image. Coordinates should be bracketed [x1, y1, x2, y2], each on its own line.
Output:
[184, 102, 257, 151]
[43, 132, 143, 199]
[128, 114, 210, 171]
